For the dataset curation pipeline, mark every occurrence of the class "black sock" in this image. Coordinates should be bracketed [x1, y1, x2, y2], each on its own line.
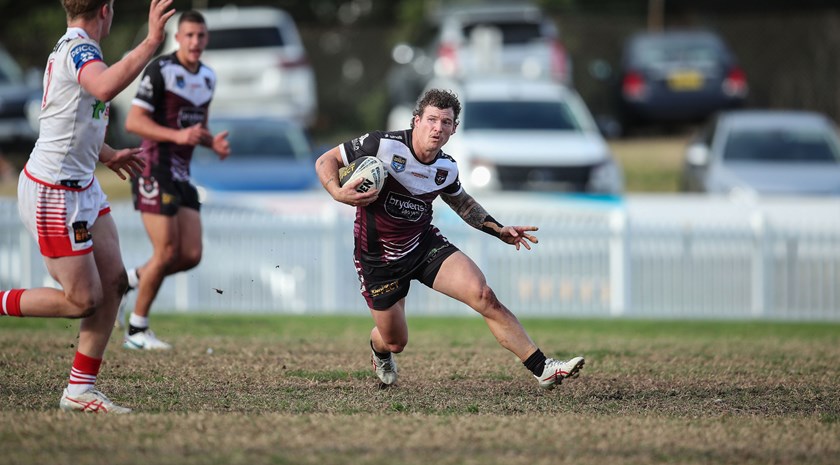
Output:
[370, 340, 390, 358]
[128, 325, 148, 336]
[523, 349, 547, 376]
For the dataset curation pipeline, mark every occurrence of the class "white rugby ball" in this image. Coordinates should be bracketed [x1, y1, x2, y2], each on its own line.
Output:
[338, 156, 388, 193]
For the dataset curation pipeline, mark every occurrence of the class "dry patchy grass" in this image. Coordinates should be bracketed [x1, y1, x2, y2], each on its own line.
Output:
[0, 316, 838, 465]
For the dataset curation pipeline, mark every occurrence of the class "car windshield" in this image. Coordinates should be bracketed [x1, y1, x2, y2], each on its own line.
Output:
[632, 37, 722, 67]
[195, 122, 311, 160]
[462, 22, 543, 45]
[463, 100, 581, 131]
[723, 128, 840, 163]
[207, 27, 284, 50]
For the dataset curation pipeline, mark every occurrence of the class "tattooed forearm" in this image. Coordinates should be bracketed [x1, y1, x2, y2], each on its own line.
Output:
[442, 191, 504, 237]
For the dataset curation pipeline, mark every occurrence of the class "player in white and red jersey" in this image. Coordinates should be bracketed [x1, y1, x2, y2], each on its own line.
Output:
[119, 10, 230, 350]
[315, 88, 585, 389]
[1, 0, 175, 414]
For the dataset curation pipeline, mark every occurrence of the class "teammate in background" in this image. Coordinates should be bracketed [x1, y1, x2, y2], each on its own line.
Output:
[0, 0, 175, 413]
[120, 10, 230, 350]
[314, 88, 585, 389]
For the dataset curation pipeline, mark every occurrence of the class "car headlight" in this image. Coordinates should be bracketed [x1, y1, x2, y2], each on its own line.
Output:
[467, 160, 500, 190]
[588, 158, 624, 194]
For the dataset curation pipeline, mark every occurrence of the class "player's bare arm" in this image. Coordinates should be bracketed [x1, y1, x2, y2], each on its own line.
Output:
[441, 190, 539, 250]
[78, 0, 176, 102]
[125, 107, 212, 147]
[315, 147, 378, 207]
[99, 144, 145, 181]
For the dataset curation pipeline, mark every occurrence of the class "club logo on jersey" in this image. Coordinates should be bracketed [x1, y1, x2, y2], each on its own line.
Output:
[91, 100, 107, 120]
[137, 75, 154, 99]
[176, 75, 186, 89]
[72, 221, 91, 244]
[69, 44, 102, 71]
[435, 169, 449, 185]
[384, 192, 427, 222]
[139, 178, 160, 202]
[391, 155, 406, 173]
[351, 133, 369, 151]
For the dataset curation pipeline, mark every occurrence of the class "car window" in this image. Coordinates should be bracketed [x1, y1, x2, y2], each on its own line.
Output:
[196, 123, 311, 160]
[723, 129, 840, 163]
[463, 101, 581, 131]
[462, 22, 542, 45]
[207, 27, 284, 50]
[632, 37, 723, 67]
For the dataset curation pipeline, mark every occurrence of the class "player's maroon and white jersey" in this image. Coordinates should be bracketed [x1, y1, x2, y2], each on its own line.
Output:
[339, 129, 463, 264]
[25, 28, 108, 188]
[131, 52, 215, 181]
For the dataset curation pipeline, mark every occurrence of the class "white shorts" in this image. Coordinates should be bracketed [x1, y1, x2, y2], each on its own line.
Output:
[17, 168, 110, 258]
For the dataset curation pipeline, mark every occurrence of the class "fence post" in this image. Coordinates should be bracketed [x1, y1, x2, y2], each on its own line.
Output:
[609, 209, 630, 316]
[750, 211, 769, 317]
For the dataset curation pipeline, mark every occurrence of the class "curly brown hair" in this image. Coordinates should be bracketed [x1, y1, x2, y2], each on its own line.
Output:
[410, 88, 461, 129]
[62, 0, 111, 21]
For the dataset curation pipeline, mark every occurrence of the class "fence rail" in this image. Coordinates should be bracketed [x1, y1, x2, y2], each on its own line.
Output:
[2, 194, 838, 320]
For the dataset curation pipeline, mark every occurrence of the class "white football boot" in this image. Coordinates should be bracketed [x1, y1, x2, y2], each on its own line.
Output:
[371, 349, 398, 385]
[535, 356, 585, 389]
[123, 329, 172, 350]
[59, 388, 131, 414]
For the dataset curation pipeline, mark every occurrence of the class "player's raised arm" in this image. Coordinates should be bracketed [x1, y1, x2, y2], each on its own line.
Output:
[79, 0, 176, 102]
[440, 190, 539, 251]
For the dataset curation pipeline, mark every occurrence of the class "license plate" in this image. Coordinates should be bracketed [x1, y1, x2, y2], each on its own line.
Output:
[667, 70, 703, 91]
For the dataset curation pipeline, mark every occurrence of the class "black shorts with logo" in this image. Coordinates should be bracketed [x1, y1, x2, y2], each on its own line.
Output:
[354, 231, 459, 310]
[132, 173, 200, 216]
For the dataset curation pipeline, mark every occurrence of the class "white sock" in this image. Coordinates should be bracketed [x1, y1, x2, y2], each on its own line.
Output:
[129, 313, 148, 329]
[126, 268, 139, 289]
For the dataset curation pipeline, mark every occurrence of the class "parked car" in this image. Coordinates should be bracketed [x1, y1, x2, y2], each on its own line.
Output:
[681, 110, 840, 196]
[395, 76, 622, 194]
[0, 45, 40, 148]
[110, 5, 317, 145]
[386, 2, 572, 108]
[615, 29, 747, 135]
[190, 116, 318, 193]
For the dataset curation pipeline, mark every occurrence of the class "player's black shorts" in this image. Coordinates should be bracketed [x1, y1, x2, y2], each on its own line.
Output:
[354, 231, 459, 310]
[131, 173, 200, 216]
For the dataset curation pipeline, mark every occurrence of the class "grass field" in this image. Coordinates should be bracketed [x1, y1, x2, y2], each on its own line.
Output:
[1, 315, 838, 465]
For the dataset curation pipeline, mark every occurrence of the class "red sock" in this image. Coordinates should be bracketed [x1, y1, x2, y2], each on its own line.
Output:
[67, 351, 102, 395]
[0, 289, 24, 317]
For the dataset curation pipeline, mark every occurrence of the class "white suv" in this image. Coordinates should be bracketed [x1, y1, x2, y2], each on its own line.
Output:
[111, 6, 317, 144]
[397, 76, 622, 195]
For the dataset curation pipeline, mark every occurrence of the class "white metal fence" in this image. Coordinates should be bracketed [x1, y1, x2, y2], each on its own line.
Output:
[1, 193, 839, 320]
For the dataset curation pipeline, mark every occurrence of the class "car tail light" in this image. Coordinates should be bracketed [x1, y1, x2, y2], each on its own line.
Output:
[722, 67, 748, 97]
[549, 39, 568, 83]
[436, 42, 458, 76]
[622, 71, 647, 100]
[279, 55, 310, 69]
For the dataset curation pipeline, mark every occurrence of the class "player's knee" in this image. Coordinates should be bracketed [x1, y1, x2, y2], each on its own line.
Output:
[477, 284, 499, 307]
[66, 294, 101, 318]
[182, 249, 202, 270]
[384, 341, 406, 353]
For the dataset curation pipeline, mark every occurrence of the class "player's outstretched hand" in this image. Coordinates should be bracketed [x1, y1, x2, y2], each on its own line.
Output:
[500, 225, 539, 251]
[102, 147, 145, 181]
[336, 177, 379, 207]
[147, 0, 176, 45]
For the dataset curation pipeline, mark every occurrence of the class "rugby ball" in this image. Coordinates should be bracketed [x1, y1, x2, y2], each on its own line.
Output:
[338, 156, 388, 193]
